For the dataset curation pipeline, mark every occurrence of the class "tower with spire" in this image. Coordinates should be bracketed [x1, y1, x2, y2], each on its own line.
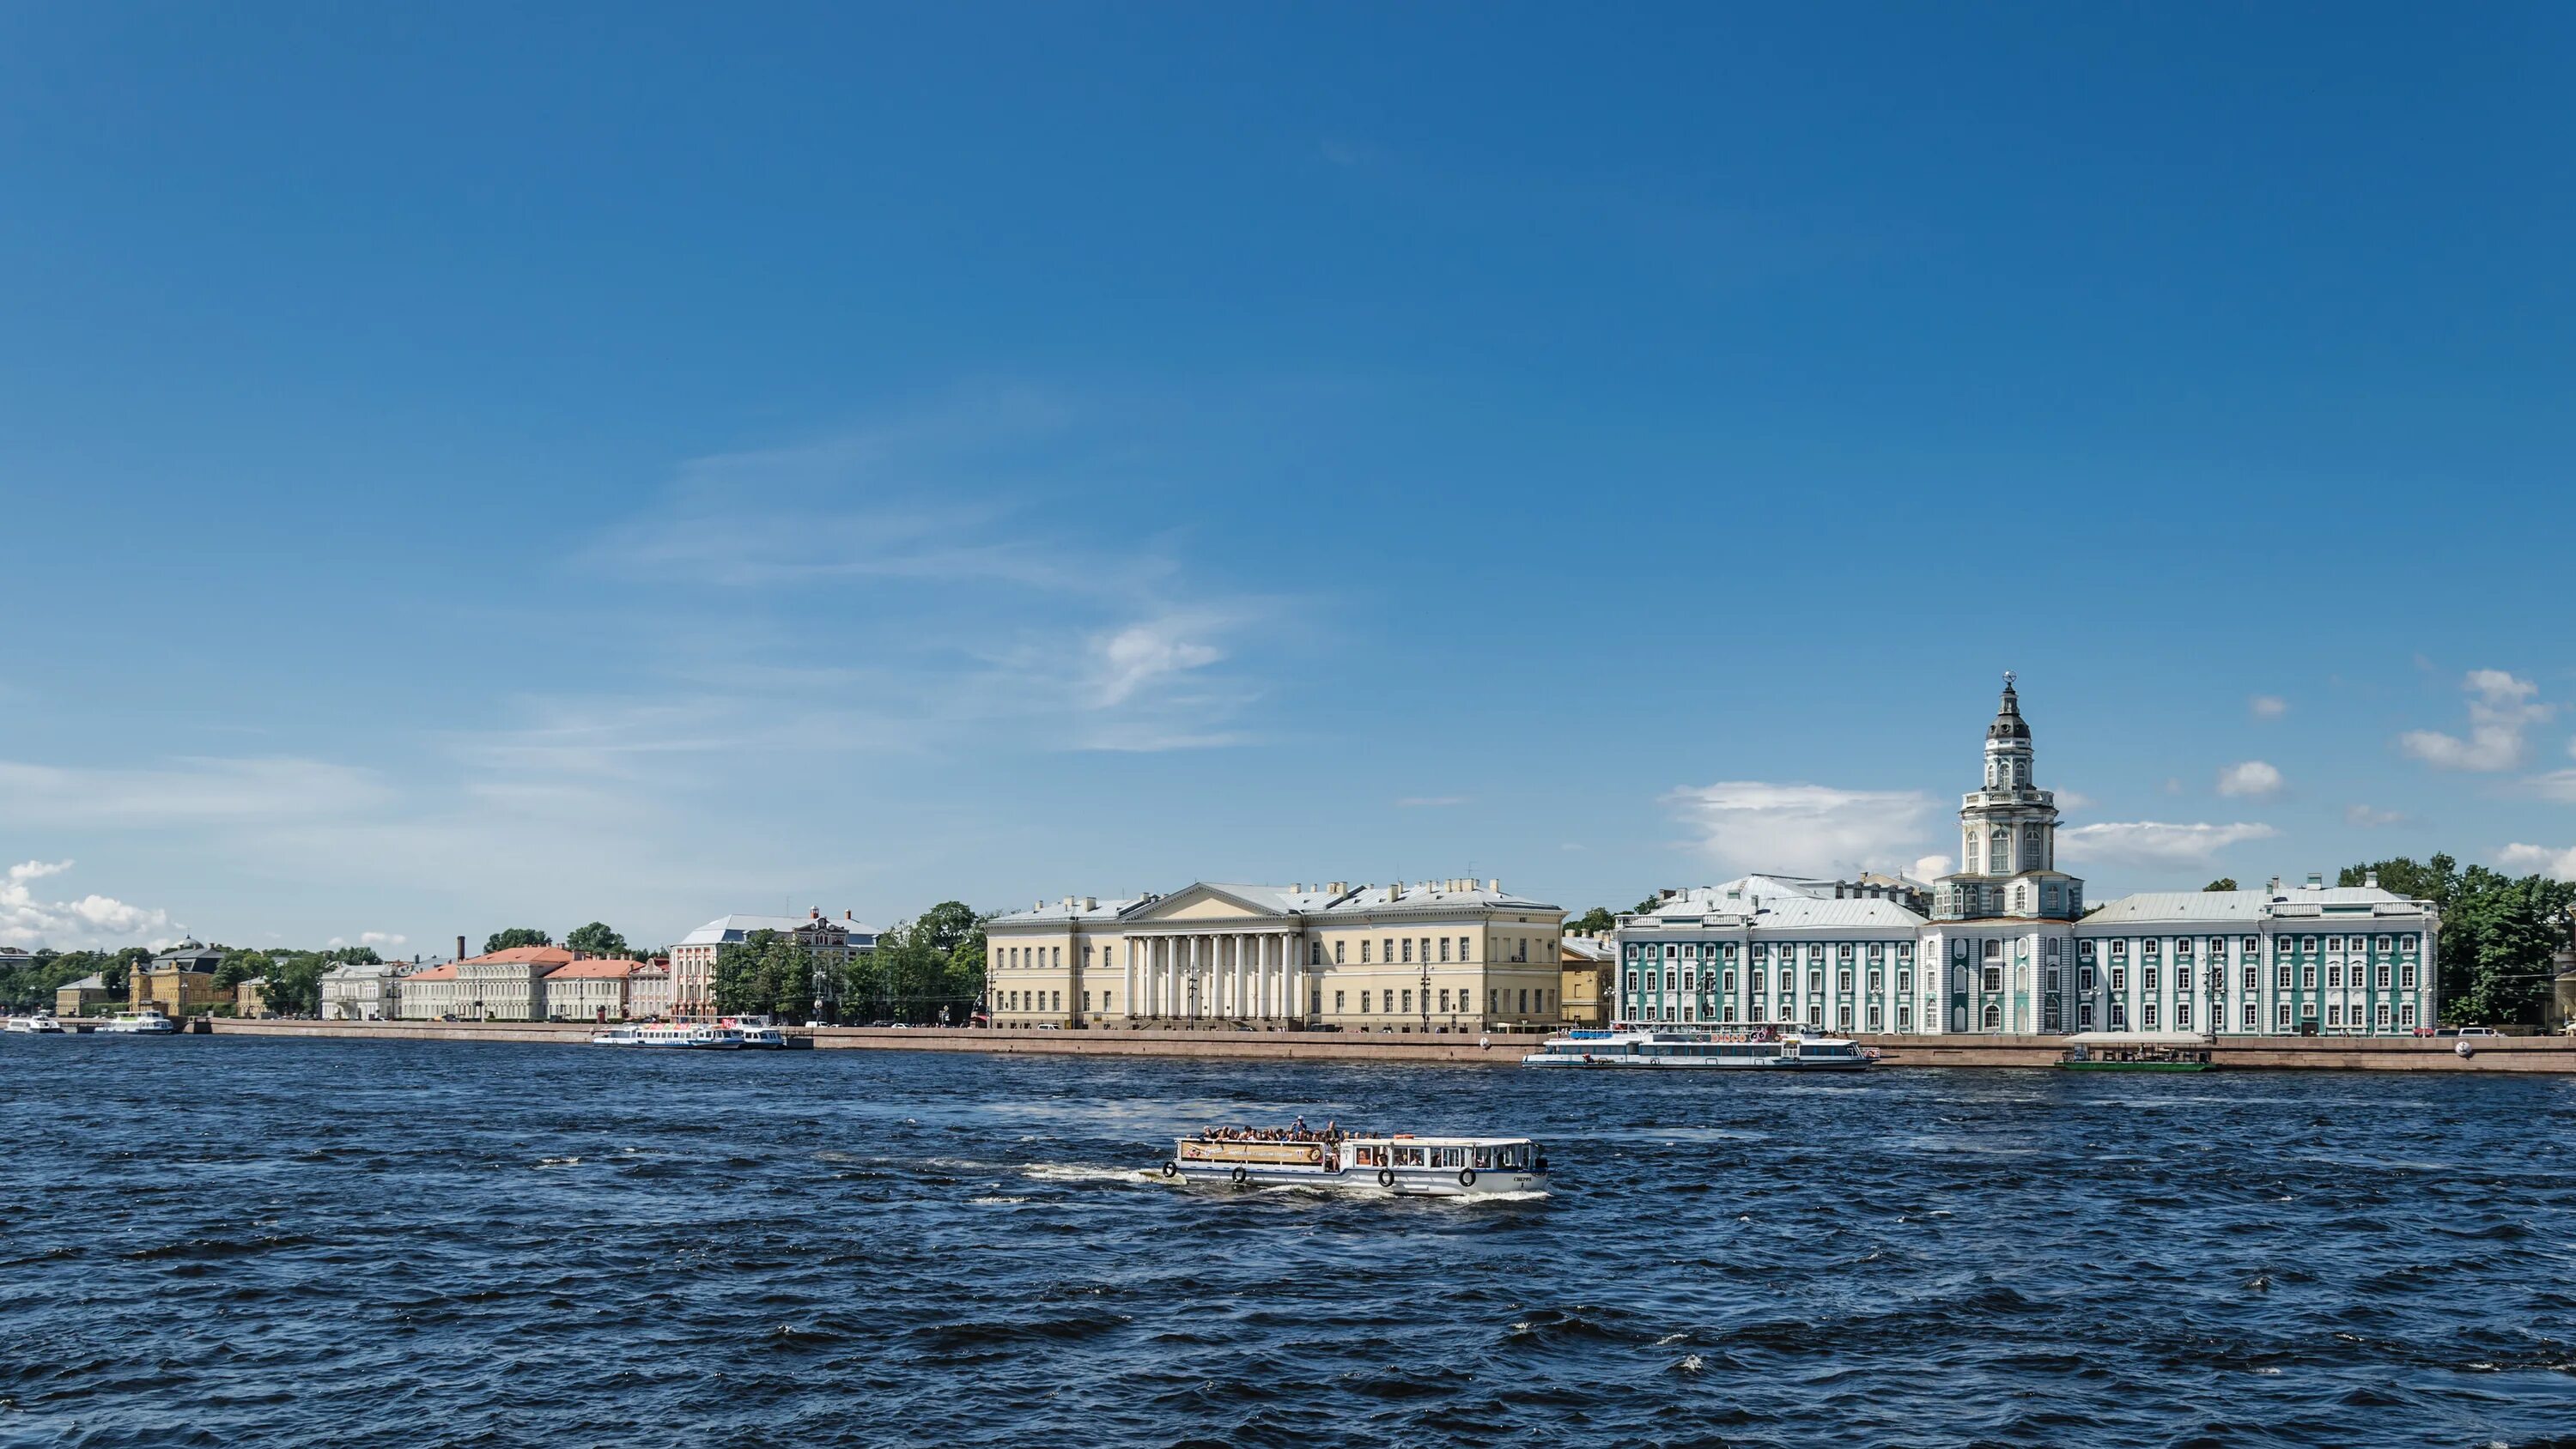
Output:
[1935, 672, 2084, 924]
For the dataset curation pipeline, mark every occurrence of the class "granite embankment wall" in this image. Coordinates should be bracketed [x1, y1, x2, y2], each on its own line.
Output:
[201, 1019, 2576, 1072]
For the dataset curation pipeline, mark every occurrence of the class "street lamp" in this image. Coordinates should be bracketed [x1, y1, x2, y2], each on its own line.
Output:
[1419, 957, 1431, 1034]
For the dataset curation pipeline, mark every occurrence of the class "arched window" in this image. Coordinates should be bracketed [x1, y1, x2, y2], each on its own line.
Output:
[1990, 828, 2011, 873]
[1981, 1003, 2001, 1030]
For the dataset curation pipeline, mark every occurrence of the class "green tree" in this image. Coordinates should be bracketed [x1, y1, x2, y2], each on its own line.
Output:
[564, 921, 630, 958]
[326, 946, 382, 966]
[1631, 894, 1667, 914]
[213, 949, 274, 991]
[2340, 854, 2570, 1024]
[483, 928, 552, 954]
[259, 952, 331, 1016]
[2202, 878, 2239, 893]
[864, 904, 988, 1024]
[1567, 906, 1616, 936]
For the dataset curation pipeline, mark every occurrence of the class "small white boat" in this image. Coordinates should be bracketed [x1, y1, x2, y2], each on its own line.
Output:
[718, 1015, 787, 1048]
[99, 1010, 179, 1035]
[589, 1026, 641, 1046]
[4, 1011, 67, 1034]
[1160, 1129, 1546, 1197]
[1521, 1027, 1874, 1070]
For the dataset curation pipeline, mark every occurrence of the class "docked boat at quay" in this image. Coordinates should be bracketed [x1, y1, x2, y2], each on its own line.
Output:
[590, 1022, 744, 1049]
[98, 1010, 178, 1035]
[4, 1011, 67, 1034]
[1521, 1026, 1874, 1070]
[1161, 1125, 1546, 1196]
[719, 1015, 787, 1048]
[2057, 1032, 2217, 1071]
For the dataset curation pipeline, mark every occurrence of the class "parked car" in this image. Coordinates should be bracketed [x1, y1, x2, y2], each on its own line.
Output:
[2458, 1025, 2503, 1038]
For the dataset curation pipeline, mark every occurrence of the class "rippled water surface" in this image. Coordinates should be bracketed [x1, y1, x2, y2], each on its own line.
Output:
[7, 1037, 2576, 1446]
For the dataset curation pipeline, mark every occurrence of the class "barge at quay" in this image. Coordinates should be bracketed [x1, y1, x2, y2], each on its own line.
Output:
[1162, 1129, 1546, 1196]
[1521, 1027, 1874, 1070]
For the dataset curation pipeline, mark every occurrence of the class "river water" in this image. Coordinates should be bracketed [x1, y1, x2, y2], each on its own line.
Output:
[4, 1036, 2574, 1447]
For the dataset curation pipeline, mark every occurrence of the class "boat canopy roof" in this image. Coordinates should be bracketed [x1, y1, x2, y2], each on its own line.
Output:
[2062, 1031, 2215, 1046]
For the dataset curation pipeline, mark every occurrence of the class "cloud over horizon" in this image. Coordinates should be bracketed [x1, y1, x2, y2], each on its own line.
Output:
[1666, 780, 1937, 877]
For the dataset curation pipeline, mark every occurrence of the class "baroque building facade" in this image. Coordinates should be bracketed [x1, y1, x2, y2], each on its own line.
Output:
[1615, 678, 2441, 1037]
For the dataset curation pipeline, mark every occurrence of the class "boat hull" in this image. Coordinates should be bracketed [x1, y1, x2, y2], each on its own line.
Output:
[2057, 1061, 2213, 1072]
[1163, 1161, 1544, 1197]
[1520, 1054, 1868, 1070]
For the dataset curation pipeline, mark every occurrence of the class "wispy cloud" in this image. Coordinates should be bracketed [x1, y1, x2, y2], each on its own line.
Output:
[2058, 821, 2278, 868]
[2400, 670, 2549, 772]
[2345, 803, 2409, 828]
[2217, 761, 2284, 797]
[0, 859, 182, 951]
[1665, 781, 1936, 876]
[2250, 694, 2289, 720]
[0, 757, 391, 828]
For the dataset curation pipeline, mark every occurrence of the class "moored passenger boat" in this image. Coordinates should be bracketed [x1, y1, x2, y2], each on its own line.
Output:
[2056, 1032, 2215, 1071]
[1521, 1026, 1873, 1070]
[1160, 1128, 1546, 1197]
[99, 1009, 179, 1035]
[594, 1022, 744, 1049]
[718, 1015, 787, 1048]
[4, 1011, 67, 1034]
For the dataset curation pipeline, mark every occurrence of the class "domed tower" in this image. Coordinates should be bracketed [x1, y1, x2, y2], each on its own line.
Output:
[1936, 673, 2083, 924]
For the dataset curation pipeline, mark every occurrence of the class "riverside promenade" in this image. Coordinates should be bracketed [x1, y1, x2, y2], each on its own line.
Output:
[197, 1018, 2576, 1072]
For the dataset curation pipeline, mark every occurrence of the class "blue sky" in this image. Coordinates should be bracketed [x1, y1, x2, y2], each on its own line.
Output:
[5, 4, 2575, 953]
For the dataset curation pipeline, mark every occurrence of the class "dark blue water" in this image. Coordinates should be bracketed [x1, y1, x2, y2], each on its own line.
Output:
[5, 1037, 2575, 1447]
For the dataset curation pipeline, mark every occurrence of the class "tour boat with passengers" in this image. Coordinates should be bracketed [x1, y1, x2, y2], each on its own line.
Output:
[2056, 1031, 2216, 1072]
[99, 1009, 179, 1035]
[1521, 1026, 1875, 1071]
[1161, 1126, 1547, 1197]
[590, 1022, 745, 1049]
[4, 1011, 67, 1034]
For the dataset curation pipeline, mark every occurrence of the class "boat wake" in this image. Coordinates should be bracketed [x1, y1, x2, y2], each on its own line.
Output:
[1021, 1162, 1158, 1185]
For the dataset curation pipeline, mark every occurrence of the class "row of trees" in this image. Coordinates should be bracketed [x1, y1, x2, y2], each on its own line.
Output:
[481, 923, 635, 957]
[709, 902, 989, 1024]
[0, 943, 386, 1015]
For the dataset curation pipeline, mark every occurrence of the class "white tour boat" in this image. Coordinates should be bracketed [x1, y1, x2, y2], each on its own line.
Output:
[1521, 1027, 1875, 1071]
[4, 1011, 68, 1034]
[718, 1015, 787, 1048]
[592, 1022, 744, 1049]
[99, 1009, 179, 1035]
[1160, 1129, 1547, 1197]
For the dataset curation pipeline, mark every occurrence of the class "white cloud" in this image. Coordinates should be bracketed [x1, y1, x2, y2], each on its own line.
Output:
[2400, 670, 2549, 772]
[2250, 694, 2288, 720]
[2496, 844, 2576, 881]
[1665, 781, 1937, 876]
[2345, 803, 2409, 828]
[1911, 853, 1953, 882]
[2057, 822, 2279, 868]
[327, 931, 408, 949]
[2216, 761, 2284, 797]
[2052, 789, 2095, 811]
[0, 859, 181, 951]
[1086, 616, 1226, 708]
[2522, 769, 2576, 803]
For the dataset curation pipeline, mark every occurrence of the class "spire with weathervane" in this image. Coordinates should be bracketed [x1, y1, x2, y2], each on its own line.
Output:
[1935, 672, 2083, 921]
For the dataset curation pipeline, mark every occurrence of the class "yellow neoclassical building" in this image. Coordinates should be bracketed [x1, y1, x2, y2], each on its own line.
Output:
[983, 879, 1565, 1034]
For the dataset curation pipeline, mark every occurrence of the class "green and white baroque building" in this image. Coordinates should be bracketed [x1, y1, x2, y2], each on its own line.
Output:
[1614, 678, 2440, 1037]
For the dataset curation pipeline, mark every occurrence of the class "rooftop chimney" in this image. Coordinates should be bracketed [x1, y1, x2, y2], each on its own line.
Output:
[2366, 868, 2380, 889]
[457, 934, 466, 961]
[1083, 896, 1097, 911]
[2268, 876, 2282, 894]
[2306, 872, 2324, 889]
[1487, 878, 1500, 892]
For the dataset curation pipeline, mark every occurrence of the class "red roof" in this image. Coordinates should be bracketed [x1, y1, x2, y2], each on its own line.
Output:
[459, 946, 578, 967]
[544, 959, 637, 979]
[406, 964, 459, 981]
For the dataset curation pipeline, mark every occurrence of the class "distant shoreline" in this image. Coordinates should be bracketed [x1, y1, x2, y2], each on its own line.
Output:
[154, 1018, 2576, 1074]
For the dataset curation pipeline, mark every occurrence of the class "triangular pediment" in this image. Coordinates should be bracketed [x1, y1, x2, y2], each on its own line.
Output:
[1121, 882, 1291, 924]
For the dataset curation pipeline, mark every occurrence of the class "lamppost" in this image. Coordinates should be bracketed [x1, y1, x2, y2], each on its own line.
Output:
[1419, 956, 1431, 1035]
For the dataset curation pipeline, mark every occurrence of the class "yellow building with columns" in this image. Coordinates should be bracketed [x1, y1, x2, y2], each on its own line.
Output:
[983, 880, 1565, 1034]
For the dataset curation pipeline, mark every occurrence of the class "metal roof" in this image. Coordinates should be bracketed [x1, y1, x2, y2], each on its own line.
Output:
[676, 913, 880, 944]
[2078, 886, 2428, 927]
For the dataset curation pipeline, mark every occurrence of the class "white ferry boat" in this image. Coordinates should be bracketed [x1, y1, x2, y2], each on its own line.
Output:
[99, 1009, 179, 1035]
[1159, 1130, 1546, 1197]
[4, 1011, 67, 1034]
[591, 1022, 744, 1049]
[718, 1015, 787, 1048]
[1522, 1027, 1874, 1071]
